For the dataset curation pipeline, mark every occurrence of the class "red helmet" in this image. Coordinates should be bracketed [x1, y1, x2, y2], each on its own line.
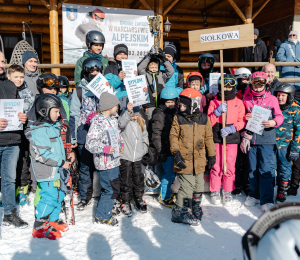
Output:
[179, 88, 202, 114]
[186, 72, 204, 88]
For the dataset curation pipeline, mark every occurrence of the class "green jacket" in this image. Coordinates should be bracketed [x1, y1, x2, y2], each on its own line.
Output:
[74, 51, 109, 87]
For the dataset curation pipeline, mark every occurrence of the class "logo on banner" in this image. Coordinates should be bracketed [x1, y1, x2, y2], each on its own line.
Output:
[200, 30, 239, 43]
[66, 8, 77, 21]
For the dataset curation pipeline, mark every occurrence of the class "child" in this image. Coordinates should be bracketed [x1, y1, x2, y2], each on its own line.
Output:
[169, 88, 216, 225]
[152, 87, 179, 207]
[7, 65, 34, 206]
[198, 53, 215, 95]
[273, 84, 300, 202]
[30, 94, 73, 239]
[58, 76, 71, 121]
[241, 71, 284, 212]
[85, 92, 124, 226]
[234, 67, 252, 100]
[207, 74, 246, 206]
[118, 101, 149, 216]
[138, 47, 174, 120]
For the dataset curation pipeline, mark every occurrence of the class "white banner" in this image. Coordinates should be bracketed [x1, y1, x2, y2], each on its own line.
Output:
[62, 4, 154, 64]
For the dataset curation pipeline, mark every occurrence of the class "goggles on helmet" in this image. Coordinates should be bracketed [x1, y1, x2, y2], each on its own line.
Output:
[218, 78, 236, 87]
[200, 57, 213, 64]
[42, 78, 60, 87]
[251, 77, 267, 86]
[237, 73, 251, 79]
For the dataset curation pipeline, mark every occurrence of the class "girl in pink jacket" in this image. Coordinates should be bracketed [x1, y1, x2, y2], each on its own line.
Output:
[208, 74, 246, 206]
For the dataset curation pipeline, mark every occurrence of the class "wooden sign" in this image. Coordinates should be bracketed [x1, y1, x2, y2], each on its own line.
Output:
[188, 24, 254, 53]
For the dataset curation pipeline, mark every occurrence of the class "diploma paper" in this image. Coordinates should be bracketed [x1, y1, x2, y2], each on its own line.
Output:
[209, 73, 225, 94]
[122, 60, 137, 79]
[246, 105, 271, 135]
[86, 73, 115, 99]
[0, 99, 24, 132]
[109, 129, 120, 158]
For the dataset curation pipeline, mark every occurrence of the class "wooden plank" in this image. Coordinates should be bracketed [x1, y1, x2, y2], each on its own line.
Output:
[0, 4, 58, 14]
[166, 14, 236, 24]
[139, 0, 153, 10]
[40, 0, 50, 10]
[252, 0, 272, 20]
[0, 13, 61, 25]
[295, 0, 300, 15]
[130, 0, 141, 9]
[226, 0, 246, 22]
[188, 24, 254, 53]
[163, 0, 180, 16]
[205, 0, 228, 14]
[92, 0, 104, 6]
[0, 23, 62, 34]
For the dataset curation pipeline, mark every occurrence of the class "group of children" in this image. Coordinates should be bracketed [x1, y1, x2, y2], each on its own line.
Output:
[2, 28, 300, 239]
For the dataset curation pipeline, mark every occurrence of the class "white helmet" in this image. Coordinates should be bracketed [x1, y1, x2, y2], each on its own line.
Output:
[234, 67, 252, 79]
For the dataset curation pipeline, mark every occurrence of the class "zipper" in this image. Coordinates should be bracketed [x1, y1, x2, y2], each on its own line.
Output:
[133, 139, 137, 162]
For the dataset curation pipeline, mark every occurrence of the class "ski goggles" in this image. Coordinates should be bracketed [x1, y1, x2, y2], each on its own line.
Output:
[251, 77, 267, 86]
[200, 57, 213, 64]
[237, 73, 251, 79]
[42, 78, 61, 87]
[218, 78, 236, 87]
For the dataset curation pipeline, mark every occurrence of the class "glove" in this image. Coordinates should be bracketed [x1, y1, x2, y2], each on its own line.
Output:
[149, 45, 156, 55]
[159, 151, 168, 163]
[59, 167, 70, 193]
[173, 151, 186, 170]
[240, 131, 253, 154]
[220, 125, 237, 138]
[214, 103, 227, 117]
[289, 152, 300, 161]
[158, 48, 166, 60]
[207, 156, 216, 169]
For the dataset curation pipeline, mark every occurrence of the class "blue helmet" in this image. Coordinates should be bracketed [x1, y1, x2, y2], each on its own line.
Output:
[160, 87, 179, 100]
[198, 53, 215, 73]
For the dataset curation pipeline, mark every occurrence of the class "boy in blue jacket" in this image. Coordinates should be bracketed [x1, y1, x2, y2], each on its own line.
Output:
[30, 94, 74, 240]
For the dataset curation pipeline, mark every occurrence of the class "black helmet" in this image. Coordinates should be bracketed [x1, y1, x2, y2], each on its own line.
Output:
[141, 146, 159, 167]
[144, 166, 161, 191]
[35, 94, 61, 122]
[86, 30, 105, 49]
[58, 76, 69, 89]
[274, 83, 296, 106]
[36, 73, 60, 94]
[82, 57, 103, 82]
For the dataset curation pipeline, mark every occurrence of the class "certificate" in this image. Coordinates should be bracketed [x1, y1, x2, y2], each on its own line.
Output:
[124, 75, 150, 107]
[108, 129, 120, 158]
[246, 105, 271, 135]
[122, 59, 137, 79]
[0, 99, 24, 132]
[86, 73, 115, 99]
[209, 73, 225, 93]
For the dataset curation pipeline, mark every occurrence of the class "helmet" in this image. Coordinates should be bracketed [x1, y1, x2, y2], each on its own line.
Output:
[251, 71, 268, 81]
[91, 8, 105, 22]
[218, 74, 237, 90]
[36, 73, 60, 94]
[35, 94, 62, 122]
[242, 202, 300, 260]
[186, 72, 204, 88]
[179, 88, 202, 114]
[274, 84, 296, 106]
[144, 166, 161, 191]
[141, 146, 159, 167]
[86, 30, 105, 49]
[250, 71, 269, 91]
[198, 53, 215, 72]
[82, 57, 103, 80]
[58, 76, 69, 88]
[234, 67, 252, 79]
[160, 87, 179, 100]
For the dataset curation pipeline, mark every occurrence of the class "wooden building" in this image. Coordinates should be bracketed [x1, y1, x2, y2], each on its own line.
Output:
[0, 0, 299, 79]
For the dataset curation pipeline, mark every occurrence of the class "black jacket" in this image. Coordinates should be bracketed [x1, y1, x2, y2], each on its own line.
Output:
[269, 78, 282, 96]
[0, 73, 22, 146]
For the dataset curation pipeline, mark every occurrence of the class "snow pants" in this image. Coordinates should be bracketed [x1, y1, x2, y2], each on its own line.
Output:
[290, 151, 300, 189]
[35, 181, 65, 222]
[270, 147, 292, 183]
[158, 156, 177, 200]
[16, 136, 31, 187]
[119, 159, 144, 202]
[248, 145, 275, 205]
[234, 145, 250, 190]
[210, 143, 237, 192]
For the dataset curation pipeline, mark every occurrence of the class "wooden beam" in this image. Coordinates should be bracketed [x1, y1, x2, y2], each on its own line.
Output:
[166, 14, 236, 24]
[205, 0, 228, 14]
[58, 0, 70, 10]
[0, 23, 62, 34]
[40, 0, 50, 10]
[139, 0, 152, 10]
[245, 0, 253, 23]
[163, 0, 179, 16]
[0, 13, 61, 25]
[92, 0, 104, 6]
[252, 0, 272, 20]
[226, 0, 246, 22]
[0, 4, 60, 14]
[130, 0, 141, 9]
[3, 0, 13, 3]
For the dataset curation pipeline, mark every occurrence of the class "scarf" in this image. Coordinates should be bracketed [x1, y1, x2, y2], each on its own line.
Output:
[88, 50, 103, 60]
[288, 38, 298, 45]
[250, 88, 266, 97]
[217, 89, 236, 101]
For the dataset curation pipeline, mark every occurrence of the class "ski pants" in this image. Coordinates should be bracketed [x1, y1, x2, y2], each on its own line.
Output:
[158, 156, 177, 200]
[176, 172, 204, 208]
[35, 181, 65, 222]
[234, 145, 250, 190]
[270, 147, 292, 184]
[95, 167, 120, 220]
[248, 145, 275, 205]
[210, 143, 237, 193]
[290, 151, 300, 189]
[78, 144, 95, 201]
[16, 136, 31, 187]
[119, 159, 144, 202]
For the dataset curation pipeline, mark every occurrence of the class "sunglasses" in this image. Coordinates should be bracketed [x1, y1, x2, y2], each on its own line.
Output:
[43, 78, 60, 87]
[289, 34, 297, 37]
[251, 77, 267, 85]
[218, 78, 236, 87]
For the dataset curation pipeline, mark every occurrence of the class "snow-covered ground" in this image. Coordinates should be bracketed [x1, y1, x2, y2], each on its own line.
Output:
[1, 191, 300, 260]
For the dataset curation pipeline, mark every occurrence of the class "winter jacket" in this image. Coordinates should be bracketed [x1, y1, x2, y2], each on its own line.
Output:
[137, 55, 174, 108]
[276, 40, 300, 89]
[30, 121, 65, 182]
[169, 113, 216, 175]
[208, 96, 246, 144]
[0, 73, 23, 146]
[74, 51, 109, 87]
[151, 105, 176, 155]
[104, 60, 128, 100]
[160, 62, 184, 90]
[241, 38, 268, 71]
[16, 82, 35, 114]
[69, 78, 99, 145]
[243, 90, 284, 145]
[85, 113, 124, 171]
[275, 101, 300, 153]
[268, 78, 282, 96]
[21, 65, 40, 97]
[58, 93, 71, 121]
[118, 110, 148, 162]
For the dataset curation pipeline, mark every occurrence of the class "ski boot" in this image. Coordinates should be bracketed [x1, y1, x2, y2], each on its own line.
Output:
[192, 193, 203, 221]
[3, 208, 28, 228]
[223, 191, 233, 207]
[287, 186, 298, 196]
[211, 190, 221, 205]
[158, 195, 175, 208]
[49, 219, 69, 232]
[276, 180, 289, 203]
[121, 201, 133, 217]
[94, 216, 118, 226]
[231, 187, 242, 196]
[32, 216, 61, 239]
[77, 199, 90, 211]
[112, 199, 121, 216]
[171, 193, 177, 203]
[134, 197, 147, 213]
[171, 204, 200, 226]
[16, 184, 30, 206]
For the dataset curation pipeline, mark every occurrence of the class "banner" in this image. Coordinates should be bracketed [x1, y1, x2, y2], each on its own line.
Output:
[0, 99, 24, 132]
[62, 4, 154, 64]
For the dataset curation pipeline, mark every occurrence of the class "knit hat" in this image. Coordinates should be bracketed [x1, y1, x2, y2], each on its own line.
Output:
[289, 30, 298, 36]
[254, 28, 259, 37]
[99, 92, 119, 111]
[163, 43, 177, 59]
[114, 44, 128, 58]
[274, 39, 281, 47]
[179, 96, 191, 114]
[22, 50, 38, 65]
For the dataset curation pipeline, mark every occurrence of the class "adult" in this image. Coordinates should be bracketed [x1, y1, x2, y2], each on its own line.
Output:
[21, 50, 40, 97]
[263, 63, 282, 95]
[276, 30, 300, 90]
[74, 30, 109, 87]
[0, 51, 28, 228]
[241, 28, 268, 72]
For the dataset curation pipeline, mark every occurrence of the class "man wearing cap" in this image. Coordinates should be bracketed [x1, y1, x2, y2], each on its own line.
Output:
[241, 28, 268, 72]
[277, 30, 300, 90]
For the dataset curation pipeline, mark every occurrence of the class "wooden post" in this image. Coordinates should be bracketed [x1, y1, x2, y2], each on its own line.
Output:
[49, 0, 60, 75]
[155, 0, 164, 49]
[227, 0, 247, 23]
[220, 49, 227, 175]
[245, 0, 253, 24]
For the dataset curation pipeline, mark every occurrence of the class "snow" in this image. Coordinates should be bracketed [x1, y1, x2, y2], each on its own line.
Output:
[1, 191, 300, 260]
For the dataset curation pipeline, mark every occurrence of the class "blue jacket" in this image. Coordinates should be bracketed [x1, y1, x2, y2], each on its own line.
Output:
[276, 40, 300, 89]
[160, 62, 184, 93]
[30, 122, 65, 182]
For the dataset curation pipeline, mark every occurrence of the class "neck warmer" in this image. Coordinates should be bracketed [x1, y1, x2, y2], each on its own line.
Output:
[288, 38, 298, 45]
[250, 88, 266, 97]
[217, 89, 236, 101]
[88, 50, 103, 60]
[0, 71, 7, 80]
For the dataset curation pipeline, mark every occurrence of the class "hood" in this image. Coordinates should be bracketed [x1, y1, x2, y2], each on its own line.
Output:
[78, 78, 91, 91]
